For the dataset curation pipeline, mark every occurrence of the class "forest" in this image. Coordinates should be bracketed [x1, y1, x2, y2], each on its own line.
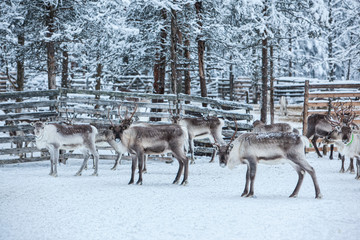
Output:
[0, 0, 359, 97]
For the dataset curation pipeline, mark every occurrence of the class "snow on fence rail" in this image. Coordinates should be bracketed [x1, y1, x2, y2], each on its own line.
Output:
[0, 88, 253, 164]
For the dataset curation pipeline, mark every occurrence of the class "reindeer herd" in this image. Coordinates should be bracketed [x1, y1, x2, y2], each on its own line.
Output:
[29, 102, 359, 199]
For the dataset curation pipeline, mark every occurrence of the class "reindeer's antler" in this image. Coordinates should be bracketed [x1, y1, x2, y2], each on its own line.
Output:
[108, 109, 115, 126]
[229, 117, 238, 145]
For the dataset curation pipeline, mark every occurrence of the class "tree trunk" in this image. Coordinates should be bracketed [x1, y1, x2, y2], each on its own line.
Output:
[261, 38, 268, 124]
[251, 47, 259, 104]
[288, 32, 293, 77]
[14, 33, 25, 113]
[270, 45, 274, 124]
[170, 8, 178, 95]
[346, 59, 351, 80]
[46, 3, 56, 91]
[260, 2, 268, 124]
[95, 62, 102, 109]
[195, 1, 207, 106]
[184, 35, 191, 97]
[229, 55, 234, 101]
[61, 49, 69, 89]
[151, 9, 167, 122]
[327, 0, 335, 82]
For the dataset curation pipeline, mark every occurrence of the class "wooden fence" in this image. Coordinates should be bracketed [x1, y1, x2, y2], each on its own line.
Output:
[302, 80, 360, 153]
[0, 88, 253, 164]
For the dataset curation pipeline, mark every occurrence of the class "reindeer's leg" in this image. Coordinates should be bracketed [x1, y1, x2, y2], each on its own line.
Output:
[53, 147, 59, 177]
[128, 155, 137, 185]
[329, 144, 334, 160]
[136, 152, 144, 185]
[339, 155, 345, 173]
[246, 160, 257, 198]
[172, 155, 184, 185]
[108, 140, 123, 170]
[288, 164, 305, 198]
[355, 157, 360, 180]
[346, 158, 355, 174]
[111, 153, 122, 170]
[181, 156, 189, 186]
[47, 146, 55, 176]
[312, 136, 322, 158]
[241, 163, 250, 197]
[189, 138, 195, 164]
[76, 150, 90, 176]
[209, 148, 217, 163]
[297, 159, 322, 199]
[90, 146, 99, 176]
[142, 154, 148, 173]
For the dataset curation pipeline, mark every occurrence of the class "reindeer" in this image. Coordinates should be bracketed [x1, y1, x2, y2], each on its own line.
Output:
[324, 106, 359, 176]
[305, 114, 335, 159]
[108, 109, 190, 185]
[91, 106, 138, 171]
[170, 111, 225, 164]
[214, 122, 322, 199]
[252, 120, 299, 134]
[306, 102, 356, 159]
[32, 121, 99, 177]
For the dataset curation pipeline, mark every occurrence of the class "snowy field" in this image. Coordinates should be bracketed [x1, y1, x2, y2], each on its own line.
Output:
[1, 153, 359, 240]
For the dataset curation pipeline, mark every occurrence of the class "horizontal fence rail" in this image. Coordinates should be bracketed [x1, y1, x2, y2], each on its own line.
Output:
[0, 88, 253, 165]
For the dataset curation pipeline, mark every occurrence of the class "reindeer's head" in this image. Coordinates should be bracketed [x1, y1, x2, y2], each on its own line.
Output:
[325, 102, 358, 144]
[32, 121, 46, 137]
[252, 120, 264, 128]
[213, 118, 237, 167]
[108, 105, 137, 141]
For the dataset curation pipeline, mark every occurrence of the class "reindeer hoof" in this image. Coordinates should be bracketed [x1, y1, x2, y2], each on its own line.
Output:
[316, 193, 323, 199]
[136, 180, 142, 185]
[181, 180, 188, 186]
[241, 191, 248, 197]
[49, 173, 58, 177]
[339, 169, 345, 173]
[75, 172, 82, 176]
[289, 194, 298, 198]
[173, 180, 179, 184]
[128, 180, 134, 185]
[110, 167, 116, 171]
[190, 161, 195, 165]
[246, 193, 254, 198]
[91, 173, 98, 176]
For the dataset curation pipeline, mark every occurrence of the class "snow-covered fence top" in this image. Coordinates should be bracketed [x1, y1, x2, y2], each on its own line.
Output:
[0, 88, 253, 164]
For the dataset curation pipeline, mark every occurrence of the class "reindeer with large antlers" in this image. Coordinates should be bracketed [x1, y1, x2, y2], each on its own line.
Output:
[214, 120, 322, 198]
[325, 102, 359, 175]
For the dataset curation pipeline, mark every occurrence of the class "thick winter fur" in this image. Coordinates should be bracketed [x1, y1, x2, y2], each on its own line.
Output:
[174, 116, 225, 163]
[116, 123, 189, 185]
[252, 120, 299, 134]
[217, 132, 322, 198]
[306, 114, 334, 159]
[33, 122, 99, 177]
[326, 128, 360, 179]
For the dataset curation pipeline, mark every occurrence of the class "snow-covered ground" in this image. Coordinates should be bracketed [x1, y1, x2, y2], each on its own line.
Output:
[1, 153, 359, 240]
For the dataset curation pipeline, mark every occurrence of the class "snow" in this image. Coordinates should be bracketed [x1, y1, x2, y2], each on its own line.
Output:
[1, 153, 359, 240]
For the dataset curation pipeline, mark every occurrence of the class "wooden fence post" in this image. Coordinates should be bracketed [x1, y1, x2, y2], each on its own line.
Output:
[302, 80, 309, 135]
